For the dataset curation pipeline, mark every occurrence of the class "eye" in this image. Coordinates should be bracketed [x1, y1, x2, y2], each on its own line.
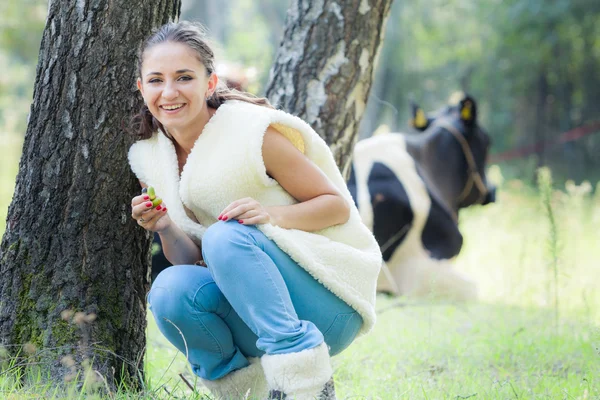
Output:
[178, 76, 192, 81]
[148, 78, 162, 84]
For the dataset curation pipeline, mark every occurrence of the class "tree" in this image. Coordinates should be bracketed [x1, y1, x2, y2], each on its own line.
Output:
[0, 0, 181, 390]
[266, 0, 394, 175]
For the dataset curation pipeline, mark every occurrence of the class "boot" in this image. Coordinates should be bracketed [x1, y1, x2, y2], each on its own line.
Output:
[267, 378, 336, 400]
[200, 357, 268, 399]
[261, 342, 336, 400]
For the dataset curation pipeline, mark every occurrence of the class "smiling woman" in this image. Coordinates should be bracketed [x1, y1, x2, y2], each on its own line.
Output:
[137, 47, 216, 137]
[130, 23, 272, 142]
[126, 21, 382, 400]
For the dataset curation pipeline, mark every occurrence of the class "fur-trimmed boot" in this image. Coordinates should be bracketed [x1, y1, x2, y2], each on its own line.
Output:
[200, 357, 268, 399]
[261, 342, 336, 400]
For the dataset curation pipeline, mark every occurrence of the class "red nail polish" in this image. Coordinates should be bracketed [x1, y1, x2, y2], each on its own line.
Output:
[238, 220, 243, 224]
[146, 202, 152, 207]
[218, 215, 222, 220]
[143, 195, 150, 200]
[162, 208, 167, 212]
[222, 216, 228, 221]
[156, 205, 162, 211]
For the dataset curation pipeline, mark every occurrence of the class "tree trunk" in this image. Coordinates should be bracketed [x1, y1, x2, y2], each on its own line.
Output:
[0, 0, 181, 391]
[265, 0, 394, 176]
[181, 0, 229, 43]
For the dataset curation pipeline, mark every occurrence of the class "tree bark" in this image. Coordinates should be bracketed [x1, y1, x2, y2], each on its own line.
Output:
[0, 0, 181, 390]
[265, 0, 393, 176]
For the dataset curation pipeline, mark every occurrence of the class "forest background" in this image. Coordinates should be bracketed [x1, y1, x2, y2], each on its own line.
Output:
[3, 0, 600, 188]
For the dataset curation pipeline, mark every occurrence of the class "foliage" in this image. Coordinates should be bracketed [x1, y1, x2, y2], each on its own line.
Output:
[2, 0, 600, 181]
[0, 0, 46, 134]
[364, 0, 600, 183]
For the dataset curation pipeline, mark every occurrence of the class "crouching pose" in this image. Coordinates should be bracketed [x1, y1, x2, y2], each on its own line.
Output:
[128, 22, 382, 399]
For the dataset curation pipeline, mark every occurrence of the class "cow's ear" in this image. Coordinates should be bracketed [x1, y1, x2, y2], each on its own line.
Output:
[459, 95, 477, 126]
[410, 101, 431, 131]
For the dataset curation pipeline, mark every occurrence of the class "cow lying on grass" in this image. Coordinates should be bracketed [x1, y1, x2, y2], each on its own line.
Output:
[347, 94, 495, 300]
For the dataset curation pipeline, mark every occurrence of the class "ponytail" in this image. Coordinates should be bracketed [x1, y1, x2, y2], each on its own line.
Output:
[207, 83, 274, 110]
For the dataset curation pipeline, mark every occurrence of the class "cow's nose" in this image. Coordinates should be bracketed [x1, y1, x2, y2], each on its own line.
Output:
[482, 186, 496, 205]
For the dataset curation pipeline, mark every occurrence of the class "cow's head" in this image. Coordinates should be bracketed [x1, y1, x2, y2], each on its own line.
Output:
[410, 94, 496, 209]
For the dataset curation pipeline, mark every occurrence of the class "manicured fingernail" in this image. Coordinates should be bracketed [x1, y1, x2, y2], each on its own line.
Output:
[146, 202, 152, 207]
[162, 208, 167, 212]
[238, 220, 243, 224]
[222, 216, 228, 221]
[155, 205, 162, 211]
[143, 195, 150, 200]
[218, 215, 222, 220]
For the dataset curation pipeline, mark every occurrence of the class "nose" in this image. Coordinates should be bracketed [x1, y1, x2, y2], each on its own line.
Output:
[482, 185, 496, 205]
[162, 82, 178, 100]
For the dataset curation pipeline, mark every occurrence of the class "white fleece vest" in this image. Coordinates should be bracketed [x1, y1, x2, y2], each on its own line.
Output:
[128, 100, 382, 335]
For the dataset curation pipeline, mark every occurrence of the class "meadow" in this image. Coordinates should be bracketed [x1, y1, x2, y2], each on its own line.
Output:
[0, 131, 598, 399]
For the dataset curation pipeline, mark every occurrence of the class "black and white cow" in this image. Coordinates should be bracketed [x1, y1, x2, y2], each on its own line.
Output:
[347, 94, 495, 300]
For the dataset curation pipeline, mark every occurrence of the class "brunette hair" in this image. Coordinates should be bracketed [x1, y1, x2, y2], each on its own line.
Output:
[130, 21, 273, 140]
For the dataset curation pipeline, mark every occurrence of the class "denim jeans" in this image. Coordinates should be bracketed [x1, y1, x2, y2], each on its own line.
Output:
[148, 221, 363, 380]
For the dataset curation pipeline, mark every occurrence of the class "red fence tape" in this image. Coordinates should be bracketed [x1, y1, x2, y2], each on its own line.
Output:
[489, 122, 600, 163]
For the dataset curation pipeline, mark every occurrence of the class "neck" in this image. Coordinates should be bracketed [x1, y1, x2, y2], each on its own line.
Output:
[405, 130, 464, 215]
[167, 106, 216, 155]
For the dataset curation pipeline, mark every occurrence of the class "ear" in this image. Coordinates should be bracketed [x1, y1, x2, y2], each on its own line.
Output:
[459, 95, 477, 126]
[206, 73, 219, 97]
[136, 78, 144, 97]
[410, 101, 431, 131]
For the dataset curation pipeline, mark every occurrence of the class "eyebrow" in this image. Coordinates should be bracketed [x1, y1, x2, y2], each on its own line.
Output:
[146, 69, 195, 77]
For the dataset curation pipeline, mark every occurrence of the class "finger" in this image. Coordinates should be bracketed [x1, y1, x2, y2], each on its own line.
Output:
[238, 215, 269, 225]
[137, 206, 166, 228]
[145, 207, 168, 228]
[222, 203, 256, 221]
[135, 197, 164, 214]
[219, 198, 255, 220]
[131, 200, 156, 220]
[234, 209, 260, 221]
[218, 200, 244, 220]
[131, 193, 152, 207]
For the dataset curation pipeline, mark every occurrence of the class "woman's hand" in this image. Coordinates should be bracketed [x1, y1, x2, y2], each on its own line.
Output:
[131, 193, 171, 232]
[218, 197, 273, 225]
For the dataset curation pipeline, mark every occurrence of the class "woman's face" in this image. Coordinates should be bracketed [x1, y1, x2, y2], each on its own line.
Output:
[137, 41, 217, 134]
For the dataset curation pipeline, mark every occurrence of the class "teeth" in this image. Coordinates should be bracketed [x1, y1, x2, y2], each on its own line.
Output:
[162, 104, 183, 110]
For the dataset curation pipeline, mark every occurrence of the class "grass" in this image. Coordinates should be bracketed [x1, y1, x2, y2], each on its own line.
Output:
[1, 137, 599, 399]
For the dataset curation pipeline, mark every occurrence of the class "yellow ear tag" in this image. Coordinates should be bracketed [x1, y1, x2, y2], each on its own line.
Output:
[461, 102, 472, 120]
[414, 108, 427, 128]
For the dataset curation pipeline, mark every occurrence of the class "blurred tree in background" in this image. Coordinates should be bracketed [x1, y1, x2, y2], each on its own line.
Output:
[371, 0, 600, 184]
[2, 0, 600, 183]
[0, 0, 46, 134]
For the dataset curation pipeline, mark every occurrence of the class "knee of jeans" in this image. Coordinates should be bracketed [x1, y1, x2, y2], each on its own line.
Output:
[149, 266, 208, 322]
[193, 281, 229, 314]
[202, 222, 252, 272]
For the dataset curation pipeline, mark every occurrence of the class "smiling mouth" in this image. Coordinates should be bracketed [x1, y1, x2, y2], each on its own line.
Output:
[160, 104, 185, 111]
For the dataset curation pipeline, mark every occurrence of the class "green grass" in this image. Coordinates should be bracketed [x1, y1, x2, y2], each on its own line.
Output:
[1, 136, 599, 399]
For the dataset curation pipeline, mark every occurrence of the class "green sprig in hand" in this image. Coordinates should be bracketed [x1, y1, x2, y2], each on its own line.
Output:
[142, 186, 163, 208]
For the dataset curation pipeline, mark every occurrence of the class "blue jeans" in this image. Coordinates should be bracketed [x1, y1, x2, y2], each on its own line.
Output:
[148, 221, 363, 380]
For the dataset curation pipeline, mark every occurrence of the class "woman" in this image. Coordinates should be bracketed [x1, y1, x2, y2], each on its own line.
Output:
[128, 21, 381, 399]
